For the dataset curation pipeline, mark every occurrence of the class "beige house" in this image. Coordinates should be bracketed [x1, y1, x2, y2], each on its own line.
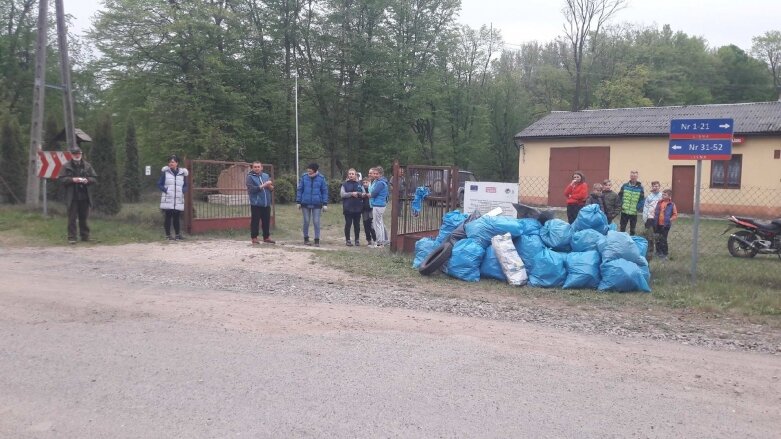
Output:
[513, 101, 781, 218]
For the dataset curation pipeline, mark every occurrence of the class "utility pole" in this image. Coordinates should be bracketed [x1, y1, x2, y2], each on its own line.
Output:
[26, 0, 49, 206]
[55, 0, 77, 151]
[26, 0, 79, 208]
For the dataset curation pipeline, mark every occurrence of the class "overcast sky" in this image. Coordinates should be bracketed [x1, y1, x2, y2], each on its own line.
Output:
[67, 0, 780, 52]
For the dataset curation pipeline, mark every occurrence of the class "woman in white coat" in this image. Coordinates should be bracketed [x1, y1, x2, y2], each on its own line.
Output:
[157, 155, 189, 240]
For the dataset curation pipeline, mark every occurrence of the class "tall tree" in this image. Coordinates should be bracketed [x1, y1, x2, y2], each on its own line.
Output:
[0, 114, 26, 203]
[442, 25, 499, 169]
[751, 30, 781, 92]
[561, 0, 626, 111]
[91, 113, 121, 215]
[0, 0, 36, 114]
[123, 116, 141, 202]
[713, 45, 775, 103]
[483, 52, 532, 181]
[44, 114, 60, 150]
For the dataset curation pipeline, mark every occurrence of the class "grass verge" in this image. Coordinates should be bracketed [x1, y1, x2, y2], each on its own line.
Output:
[2, 201, 779, 320]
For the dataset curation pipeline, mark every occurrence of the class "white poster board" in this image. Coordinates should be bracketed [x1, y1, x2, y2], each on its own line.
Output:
[462, 182, 519, 218]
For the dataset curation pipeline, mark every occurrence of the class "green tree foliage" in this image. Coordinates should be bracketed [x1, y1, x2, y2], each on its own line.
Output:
[44, 114, 60, 149]
[2, 0, 775, 186]
[0, 114, 26, 203]
[751, 31, 781, 91]
[593, 65, 653, 108]
[0, 0, 37, 115]
[713, 45, 775, 103]
[123, 117, 141, 202]
[90, 113, 121, 215]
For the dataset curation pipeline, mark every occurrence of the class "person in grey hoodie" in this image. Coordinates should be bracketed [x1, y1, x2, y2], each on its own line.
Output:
[246, 161, 275, 244]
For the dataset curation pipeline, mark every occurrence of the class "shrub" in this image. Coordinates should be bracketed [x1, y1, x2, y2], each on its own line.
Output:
[273, 175, 296, 204]
[328, 178, 344, 204]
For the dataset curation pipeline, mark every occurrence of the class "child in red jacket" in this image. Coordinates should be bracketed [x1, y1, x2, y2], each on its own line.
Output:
[564, 171, 588, 224]
[653, 189, 678, 259]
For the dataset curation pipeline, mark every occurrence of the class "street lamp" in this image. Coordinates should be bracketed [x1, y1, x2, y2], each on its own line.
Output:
[295, 73, 300, 177]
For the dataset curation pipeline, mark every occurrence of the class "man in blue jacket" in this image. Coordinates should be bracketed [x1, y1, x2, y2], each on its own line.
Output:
[296, 163, 328, 246]
[246, 161, 275, 244]
[369, 166, 389, 247]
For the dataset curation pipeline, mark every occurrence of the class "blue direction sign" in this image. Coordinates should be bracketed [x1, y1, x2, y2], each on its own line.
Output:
[669, 118, 734, 160]
[668, 139, 732, 160]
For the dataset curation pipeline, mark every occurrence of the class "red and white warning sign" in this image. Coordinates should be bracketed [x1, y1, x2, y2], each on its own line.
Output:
[37, 151, 73, 179]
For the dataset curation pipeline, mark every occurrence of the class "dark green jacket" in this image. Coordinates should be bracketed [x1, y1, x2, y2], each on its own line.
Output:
[57, 159, 98, 206]
[602, 190, 621, 220]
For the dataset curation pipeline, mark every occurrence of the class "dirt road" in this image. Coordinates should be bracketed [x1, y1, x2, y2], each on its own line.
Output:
[1, 241, 779, 438]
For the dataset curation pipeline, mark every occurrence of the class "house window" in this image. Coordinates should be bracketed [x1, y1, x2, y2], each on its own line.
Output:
[710, 154, 742, 189]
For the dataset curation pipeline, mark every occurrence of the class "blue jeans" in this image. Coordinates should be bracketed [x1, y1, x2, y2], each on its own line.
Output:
[302, 207, 322, 239]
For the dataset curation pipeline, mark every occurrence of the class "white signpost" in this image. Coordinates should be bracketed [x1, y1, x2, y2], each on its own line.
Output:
[462, 182, 519, 217]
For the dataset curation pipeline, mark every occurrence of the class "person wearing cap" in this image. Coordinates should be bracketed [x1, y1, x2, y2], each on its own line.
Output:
[157, 155, 189, 240]
[295, 162, 328, 246]
[57, 146, 98, 244]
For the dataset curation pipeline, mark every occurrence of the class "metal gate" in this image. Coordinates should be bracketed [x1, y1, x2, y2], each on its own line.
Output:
[184, 159, 276, 234]
[390, 161, 459, 253]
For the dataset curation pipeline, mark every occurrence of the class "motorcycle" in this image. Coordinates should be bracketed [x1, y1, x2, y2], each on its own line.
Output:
[722, 215, 781, 259]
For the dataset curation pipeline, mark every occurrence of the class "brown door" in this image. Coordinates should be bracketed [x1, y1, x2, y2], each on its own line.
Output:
[672, 165, 694, 214]
[548, 147, 610, 207]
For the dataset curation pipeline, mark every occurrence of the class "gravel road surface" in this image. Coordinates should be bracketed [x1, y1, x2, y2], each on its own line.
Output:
[1, 241, 779, 438]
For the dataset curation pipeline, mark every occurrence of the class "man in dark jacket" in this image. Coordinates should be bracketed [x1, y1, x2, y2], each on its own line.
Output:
[246, 161, 275, 244]
[57, 146, 98, 244]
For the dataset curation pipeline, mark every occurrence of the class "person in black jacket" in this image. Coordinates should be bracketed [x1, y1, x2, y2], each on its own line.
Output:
[340, 168, 364, 246]
[586, 183, 607, 214]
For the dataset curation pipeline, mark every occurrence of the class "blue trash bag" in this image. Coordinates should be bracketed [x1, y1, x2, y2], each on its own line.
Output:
[410, 186, 431, 217]
[445, 238, 486, 282]
[412, 237, 438, 269]
[631, 236, 649, 258]
[540, 219, 572, 252]
[608, 223, 617, 232]
[528, 249, 567, 288]
[434, 211, 469, 245]
[480, 245, 506, 281]
[563, 250, 601, 289]
[515, 234, 546, 271]
[517, 218, 542, 236]
[571, 203, 609, 234]
[465, 216, 523, 248]
[571, 229, 607, 252]
[598, 230, 648, 267]
[598, 259, 651, 293]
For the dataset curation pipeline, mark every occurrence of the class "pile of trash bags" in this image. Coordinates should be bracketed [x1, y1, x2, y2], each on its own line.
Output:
[413, 204, 651, 292]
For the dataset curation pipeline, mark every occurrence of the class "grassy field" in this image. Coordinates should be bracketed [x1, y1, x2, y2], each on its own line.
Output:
[1, 199, 779, 320]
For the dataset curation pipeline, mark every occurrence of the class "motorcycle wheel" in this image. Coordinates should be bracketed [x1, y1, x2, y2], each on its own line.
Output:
[727, 230, 759, 258]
